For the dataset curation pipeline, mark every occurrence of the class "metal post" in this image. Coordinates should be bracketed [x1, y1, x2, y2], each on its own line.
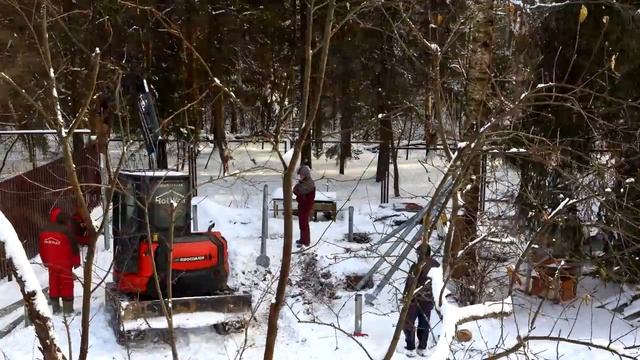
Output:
[256, 184, 270, 267]
[381, 170, 389, 204]
[356, 177, 455, 292]
[348, 206, 354, 242]
[385, 169, 390, 202]
[100, 152, 110, 250]
[354, 294, 363, 335]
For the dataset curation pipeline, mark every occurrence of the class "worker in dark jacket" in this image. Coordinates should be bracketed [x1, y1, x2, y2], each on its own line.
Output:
[403, 243, 440, 357]
[71, 210, 90, 246]
[39, 208, 80, 315]
[293, 165, 316, 247]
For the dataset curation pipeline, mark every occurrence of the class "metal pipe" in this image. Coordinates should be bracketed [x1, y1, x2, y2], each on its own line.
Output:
[262, 184, 269, 243]
[365, 226, 423, 305]
[372, 209, 423, 247]
[357, 177, 455, 293]
[380, 170, 389, 204]
[256, 184, 270, 267]
[354, 294, 363, 335]
[355, 213, 425, 291]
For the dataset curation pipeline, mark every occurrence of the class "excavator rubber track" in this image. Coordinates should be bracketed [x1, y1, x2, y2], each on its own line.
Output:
[105, 283, 252, 345]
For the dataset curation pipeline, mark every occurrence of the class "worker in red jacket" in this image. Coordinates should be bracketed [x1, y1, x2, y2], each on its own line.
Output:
[39, 208, 80, 315]
[294, 165, 316, 248]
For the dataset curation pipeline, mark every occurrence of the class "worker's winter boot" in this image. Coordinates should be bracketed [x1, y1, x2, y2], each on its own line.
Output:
[404, 348, 416, 358]
[50, 297, 61, 315]
[62, 298, 74, 316]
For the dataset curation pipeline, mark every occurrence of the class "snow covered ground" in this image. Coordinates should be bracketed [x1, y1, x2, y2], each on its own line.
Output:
[1, 142, 639, 359]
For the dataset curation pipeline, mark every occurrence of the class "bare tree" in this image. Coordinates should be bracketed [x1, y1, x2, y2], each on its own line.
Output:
[0, 3, 105, 359]
[263, 1, 336, 359]
[449, 0, 494, 305]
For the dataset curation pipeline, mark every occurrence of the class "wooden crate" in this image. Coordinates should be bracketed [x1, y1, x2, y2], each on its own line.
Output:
[529, 274, 577, 303]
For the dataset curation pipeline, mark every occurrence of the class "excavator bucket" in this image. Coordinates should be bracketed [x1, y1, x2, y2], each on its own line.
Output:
[106, 283, 252, 344]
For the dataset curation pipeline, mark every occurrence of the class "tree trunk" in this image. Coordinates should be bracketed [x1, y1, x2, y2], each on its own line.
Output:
[339, 93, 352, 175]
[230, 102, 238, 134]
[314, 99, 324, 158]
[375, 34, 392, 182]
[450, 0, 494, 305]
[62, 0, 86, 152]
[298, 0, 312, 168]
[7, 260, 66, 360]
[263, 2, 335, 358]
[338, 41, 352, 175]
[212, 87, 230, 175]
[392, 118, 408, 197]
[184, 0, 200, 142]
[392, 147, 400, 197]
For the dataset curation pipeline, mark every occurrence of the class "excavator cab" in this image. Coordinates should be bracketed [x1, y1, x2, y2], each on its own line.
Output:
[108, 170, 250, 343]
[106, 75, 251, 344]
[112, 170, 230, 297]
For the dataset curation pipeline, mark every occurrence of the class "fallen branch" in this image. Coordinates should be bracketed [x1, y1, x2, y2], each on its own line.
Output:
[487, 335, 638, 360]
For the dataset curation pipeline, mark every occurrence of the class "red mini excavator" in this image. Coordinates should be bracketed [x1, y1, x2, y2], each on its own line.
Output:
[105, 74, 251, 344]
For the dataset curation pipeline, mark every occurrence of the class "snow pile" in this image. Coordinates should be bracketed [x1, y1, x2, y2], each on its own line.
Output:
[429, 265, 513, 360]
[192, 195, 261, 238]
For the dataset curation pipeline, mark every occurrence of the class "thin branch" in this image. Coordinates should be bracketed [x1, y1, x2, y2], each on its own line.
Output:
[0, 73, 52, 125]
[68, 48, 101, 136]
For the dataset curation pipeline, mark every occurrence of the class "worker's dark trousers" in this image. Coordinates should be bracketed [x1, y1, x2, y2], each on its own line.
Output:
[403, 302, 432, 350]
[298, 207, 312, 246]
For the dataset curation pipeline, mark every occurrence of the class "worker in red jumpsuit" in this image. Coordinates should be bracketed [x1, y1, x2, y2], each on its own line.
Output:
[294, 165, 316, 248]
[39, 208, 80, 315]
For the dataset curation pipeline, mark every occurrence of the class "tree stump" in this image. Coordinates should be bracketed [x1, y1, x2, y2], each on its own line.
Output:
[455, 329, 473, 342]
[344, 274, 374, 291]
